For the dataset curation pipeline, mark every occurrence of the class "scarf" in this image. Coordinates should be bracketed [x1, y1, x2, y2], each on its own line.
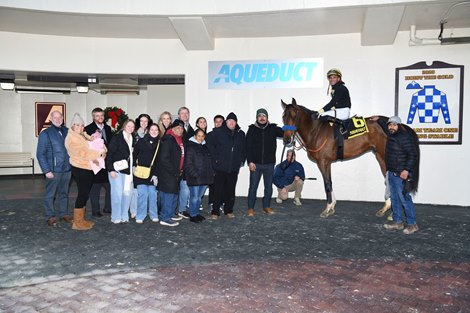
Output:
[167, 128, 184, 171]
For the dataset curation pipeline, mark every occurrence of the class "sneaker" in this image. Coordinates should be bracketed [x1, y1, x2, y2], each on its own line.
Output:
[275, 198, 283, 204]
[263, 207, 274, 215]
[383, 221, 404, 230]
[130, 213, 136, 219]
[136, 219, 143, 224]
[111, 220, 121, 224]
[293, 198, 302, 206]
[211, 214, 219, 220]
[403, 224, 419, 235]
[226, 213, 235, 219]
[160, 220, 179, 227]
[151, 218, 159, 223]
[172, 215, 183, 221]
[60, 215, 73, 223]
[179, 212, 190, 219]
[247, 208, 255, 217]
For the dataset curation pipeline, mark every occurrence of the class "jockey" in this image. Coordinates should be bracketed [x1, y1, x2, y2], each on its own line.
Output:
[317, 68, 351, 130]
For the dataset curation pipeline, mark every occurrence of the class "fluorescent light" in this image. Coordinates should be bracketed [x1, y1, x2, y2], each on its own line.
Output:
[15, 88, 70, 95]
[76, 85, 89, 93]
[0, 82, 15, 90]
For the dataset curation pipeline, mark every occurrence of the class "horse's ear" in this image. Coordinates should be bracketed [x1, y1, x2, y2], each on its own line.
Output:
[281, 99, 287, 109]
[292, 98, 298, 107]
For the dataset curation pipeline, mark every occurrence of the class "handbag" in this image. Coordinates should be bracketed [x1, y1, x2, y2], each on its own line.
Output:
[113, 159, 129, 171]
[134, 141, 160, 179]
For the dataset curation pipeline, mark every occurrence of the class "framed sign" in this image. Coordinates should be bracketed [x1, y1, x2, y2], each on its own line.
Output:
[35, 102, 66, 137]
[395, 61, 464, 144]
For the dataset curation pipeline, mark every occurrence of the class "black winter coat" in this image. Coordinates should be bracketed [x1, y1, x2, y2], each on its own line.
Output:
[133, 134, 160, 186]
[184, 139, 214, 186]
[106, 132, 134, 175]
[246, 122, 284, 165]
[206, 123, 246, 173]
[85, 123, 113, 183]
[156, 133, 184, 194]
[322, 81, 351, 112]
[385, 127, 418, 175]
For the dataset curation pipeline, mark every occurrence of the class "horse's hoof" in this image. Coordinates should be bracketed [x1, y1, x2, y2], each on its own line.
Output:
[320, 209, 335, 218]
[376, 209, 386, 217]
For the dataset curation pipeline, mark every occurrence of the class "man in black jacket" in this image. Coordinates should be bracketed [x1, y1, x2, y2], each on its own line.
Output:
[246, 108, 284, 216]
[206, 112, 246, 219]
[84, 107, 113, 216]
[382, 116, 419, 235]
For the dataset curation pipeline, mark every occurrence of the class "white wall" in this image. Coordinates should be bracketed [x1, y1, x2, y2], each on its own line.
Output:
[0, 29, 469, 206]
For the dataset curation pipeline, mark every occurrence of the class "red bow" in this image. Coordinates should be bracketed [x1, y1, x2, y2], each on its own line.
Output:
[108, 110, 122, 128]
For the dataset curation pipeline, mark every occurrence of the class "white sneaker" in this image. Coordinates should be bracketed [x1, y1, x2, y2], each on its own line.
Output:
[172, 215, 183, 221]
[111, 220, 121, 224]
[151, 218, 159, 223]
[276, 198, 283, 204]
[136, 220, 143, 224]
[293, 198, 302, 206]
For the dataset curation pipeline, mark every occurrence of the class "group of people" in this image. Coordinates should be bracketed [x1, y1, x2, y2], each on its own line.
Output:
[36, 105, 307, 230]
[36, 68, 418, 234]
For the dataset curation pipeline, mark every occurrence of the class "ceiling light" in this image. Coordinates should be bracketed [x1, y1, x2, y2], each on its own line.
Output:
[15, 88, 70, 95]
[76, 83, 89, 93]
[0, 80, 15, 90]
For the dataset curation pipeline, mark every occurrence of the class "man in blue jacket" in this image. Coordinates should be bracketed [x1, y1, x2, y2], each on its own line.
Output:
[36, 111, 72, 226]
[273, 149, 305, 206]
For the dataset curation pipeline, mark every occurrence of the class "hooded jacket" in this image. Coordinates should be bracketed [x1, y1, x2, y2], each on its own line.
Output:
[184, 137, 214, 186]
[156, 131, 185, 194]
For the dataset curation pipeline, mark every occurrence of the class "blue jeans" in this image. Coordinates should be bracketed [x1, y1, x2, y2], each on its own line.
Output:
[189, 185, 207, 217]
[388, 171, 417, 225]
[109, 172, 133, 222]
[178, 179, 190, 214]
[160, 191, 178, 223]
[136, 184, 158, 221]
[129, 188, 138, 217]
[248, 163, 274, 209]
[44, 171, 71, 220]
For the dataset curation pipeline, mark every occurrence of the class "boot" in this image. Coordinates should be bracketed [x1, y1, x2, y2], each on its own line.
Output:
[72, 208, 93, 230]
[320, 115, 346, 132]
[81, 207, 95, 228]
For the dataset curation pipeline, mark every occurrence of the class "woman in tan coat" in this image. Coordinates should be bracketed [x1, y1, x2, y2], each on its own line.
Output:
[65, 113, 106, 230]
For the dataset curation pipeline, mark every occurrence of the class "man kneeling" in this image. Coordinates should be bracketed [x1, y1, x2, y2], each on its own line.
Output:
[273, 150, 305, 206]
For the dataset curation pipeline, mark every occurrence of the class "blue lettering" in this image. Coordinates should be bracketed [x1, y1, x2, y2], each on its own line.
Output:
[279, 63, 294, 82]
[265, 63, 279, 82]
[243, 64, 258, 83]
[256, 64, 268, 82]
[230, 64, 244, 85]
[214, 64, 230, 83]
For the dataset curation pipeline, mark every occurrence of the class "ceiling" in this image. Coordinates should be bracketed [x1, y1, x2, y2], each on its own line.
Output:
[1, 0, 469, 93]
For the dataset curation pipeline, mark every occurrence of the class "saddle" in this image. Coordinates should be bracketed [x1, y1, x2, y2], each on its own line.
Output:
[320, 116, 369, 160]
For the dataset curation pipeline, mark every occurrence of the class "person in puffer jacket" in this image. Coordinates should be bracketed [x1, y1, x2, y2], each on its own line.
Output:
[184, 128, 214, 223]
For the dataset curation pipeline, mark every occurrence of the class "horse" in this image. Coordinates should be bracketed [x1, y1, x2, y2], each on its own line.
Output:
[281, 98, 420, 218]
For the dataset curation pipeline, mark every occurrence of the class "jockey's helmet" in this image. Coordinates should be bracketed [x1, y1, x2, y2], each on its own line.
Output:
[327, 68, 342, 78]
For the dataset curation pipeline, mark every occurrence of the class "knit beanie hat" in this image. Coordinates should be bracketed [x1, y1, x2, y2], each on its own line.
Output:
[226, 112, 238, 122]
[171, 118, 184, 129]
[256, 108, 268, 118]
[387, 116, 402, 125]
[71, 113, 85, 126]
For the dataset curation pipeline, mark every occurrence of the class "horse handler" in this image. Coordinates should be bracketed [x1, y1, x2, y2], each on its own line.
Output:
[381, 116, 419, 235]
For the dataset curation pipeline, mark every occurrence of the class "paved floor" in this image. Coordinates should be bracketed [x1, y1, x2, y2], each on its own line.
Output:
[0, 176, 469, 312]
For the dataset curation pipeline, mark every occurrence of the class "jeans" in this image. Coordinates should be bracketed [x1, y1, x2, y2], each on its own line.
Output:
[136, 184, 158, 221]
[248, 163, 274, 209]
[189, 185, 207, 217]
[44, 171, 71, 220]
[160, 191, 178, 223]
[388, 171, 417, 225]
[129, 188, 138, 218]
[178, 179, 190, 214]
[109, 172, 133, 222]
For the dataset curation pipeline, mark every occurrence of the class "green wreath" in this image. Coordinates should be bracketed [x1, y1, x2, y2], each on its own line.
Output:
[104, 106, 129, 134]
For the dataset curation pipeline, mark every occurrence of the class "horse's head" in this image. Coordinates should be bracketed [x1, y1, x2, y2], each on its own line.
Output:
[282, 98, 301, 145]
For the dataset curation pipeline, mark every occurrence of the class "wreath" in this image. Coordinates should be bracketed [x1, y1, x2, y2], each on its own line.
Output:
[104, 106, 129, 134]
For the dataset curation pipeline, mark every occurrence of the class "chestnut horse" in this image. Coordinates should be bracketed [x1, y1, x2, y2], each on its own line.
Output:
[282, 98, 420, 218]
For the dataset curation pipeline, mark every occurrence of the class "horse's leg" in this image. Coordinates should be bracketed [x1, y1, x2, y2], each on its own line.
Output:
[374, 146, 392, 217]
[317, 161, 336, 218]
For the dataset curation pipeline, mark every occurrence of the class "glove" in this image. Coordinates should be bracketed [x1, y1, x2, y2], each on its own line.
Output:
[150, 175, 158, 186]
[318, 108, 325, 114]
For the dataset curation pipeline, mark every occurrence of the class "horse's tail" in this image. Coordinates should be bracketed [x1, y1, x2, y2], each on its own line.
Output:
[402, 124, 420, 194]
